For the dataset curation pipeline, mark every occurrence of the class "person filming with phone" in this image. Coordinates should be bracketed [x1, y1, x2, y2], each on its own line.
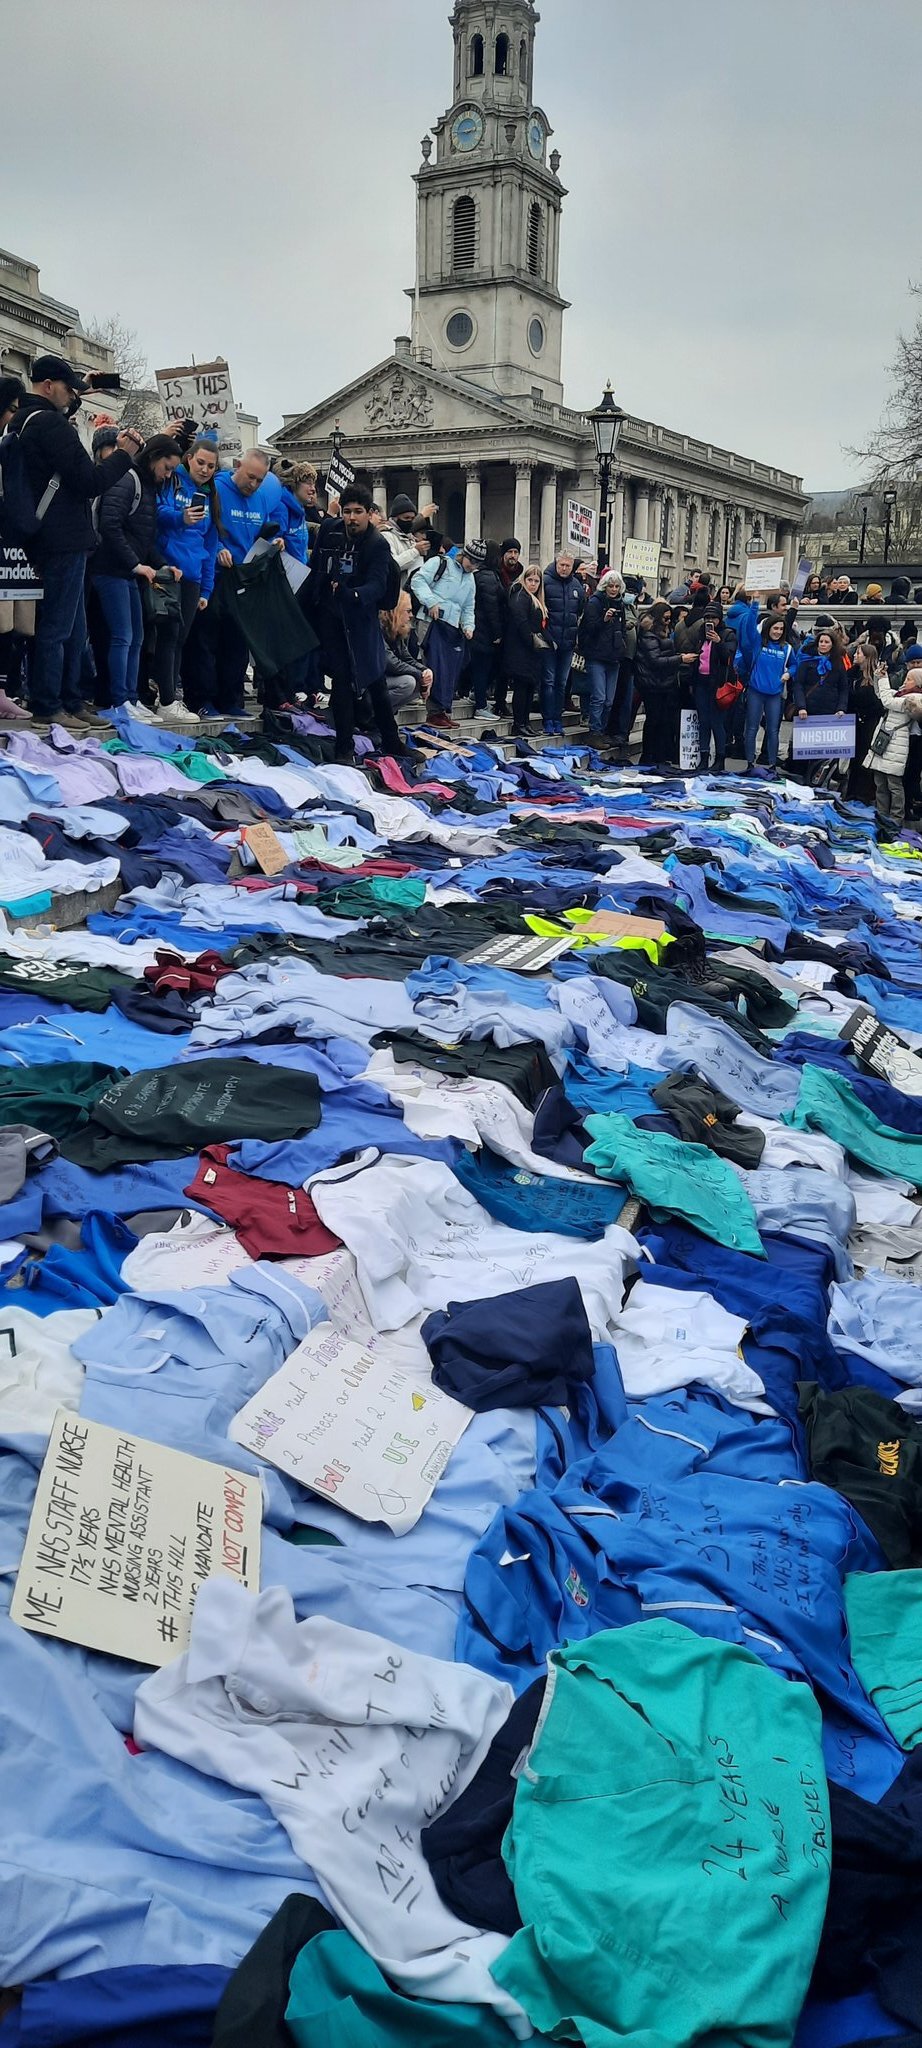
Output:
[153, 435, 224, 721]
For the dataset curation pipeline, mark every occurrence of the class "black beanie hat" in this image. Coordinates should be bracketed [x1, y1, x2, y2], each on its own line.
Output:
[500, 537, 521, 555]
[389, 494, 416, 518]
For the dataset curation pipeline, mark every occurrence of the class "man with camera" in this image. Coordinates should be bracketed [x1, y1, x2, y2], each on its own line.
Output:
[8, 354, 141, 723]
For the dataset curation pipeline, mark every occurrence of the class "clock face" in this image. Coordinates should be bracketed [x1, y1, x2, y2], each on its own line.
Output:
[527, 116, 544, 159]
[451, 108, 484, 152]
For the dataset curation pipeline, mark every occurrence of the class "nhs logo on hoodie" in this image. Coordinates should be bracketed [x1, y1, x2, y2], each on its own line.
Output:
[214, 471, 279, 564]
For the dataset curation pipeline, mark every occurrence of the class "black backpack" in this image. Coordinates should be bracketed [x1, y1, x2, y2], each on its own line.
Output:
[0, 413, 61, 545]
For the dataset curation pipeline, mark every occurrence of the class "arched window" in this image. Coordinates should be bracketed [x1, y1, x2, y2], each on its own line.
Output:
[707, 506, 718, 557]
[684, 501, 696, 556]
[731, 513, 741, 559]
[452, 194, 476, 271]
[519, 36, 528, 78]
[661, 496, 672, 550]
[469, 33, 484, 75]
[494, 31, 509, 74]
[527, 201, 543, 278]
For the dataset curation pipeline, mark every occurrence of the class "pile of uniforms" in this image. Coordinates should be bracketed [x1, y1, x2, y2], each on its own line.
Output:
[2, 706, 922, 2048]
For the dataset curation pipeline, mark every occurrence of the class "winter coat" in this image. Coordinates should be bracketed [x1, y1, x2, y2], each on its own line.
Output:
[8, 394, 131, 559]
[411, 552, 476, 633]
[687, 623, 735, 692]
[504, 584, 548, 685]
[543, 562, 586, 654]
[863, 671, 919, 777]
[579, 592, 627, 668]
[383, 639, 426, 689]
[635, 628, 681, 695]
[792, 657, 850, 718]
[472, 567, 505, 652]
[381, 523, 421, 587]
[726, 596, 761, 677]
[94, 467, 166, 580]
[156, 465, 221, 598]
[303, 515, 391, 687]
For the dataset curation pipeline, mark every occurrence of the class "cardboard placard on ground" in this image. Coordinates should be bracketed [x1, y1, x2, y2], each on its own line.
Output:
[464, 933, 573, 972]
[0, 543, 42, 603]
[243, 822, 288, 875]
[791, 715, 856, 760]
[581, 910, 667, 941]
[743, 553, 786, 592]
[230, 1323, 471, 1533]
[566, 499, 597, 557]
[11, 1411, 261, 1665]
[155, 359, 242, 461]
[621, 538, 661, 580]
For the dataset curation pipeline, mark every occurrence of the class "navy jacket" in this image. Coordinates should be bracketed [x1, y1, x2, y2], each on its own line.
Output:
[9, 395, 131, 558]
[304, 516, 390, 686]
[579, 593, 627, 668]
[94, 467, 166, 580]
[793, 657, 850, 718]
[543, 562, 586, 654]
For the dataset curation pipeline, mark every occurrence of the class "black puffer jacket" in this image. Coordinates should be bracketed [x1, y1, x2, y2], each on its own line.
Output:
[579, 592, 628, 667]
[503, 585, 547, 685]
[635, 628, 681, 695]
[8, 395, 131, 559]
[93, 465, 166, 579]
[472, 567, 505, 652]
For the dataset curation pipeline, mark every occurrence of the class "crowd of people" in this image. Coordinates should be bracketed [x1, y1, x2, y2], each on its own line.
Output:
[2, 353, 922, 825]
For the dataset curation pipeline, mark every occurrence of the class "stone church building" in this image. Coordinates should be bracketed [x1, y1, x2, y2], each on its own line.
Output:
[271, 1, 807, 585]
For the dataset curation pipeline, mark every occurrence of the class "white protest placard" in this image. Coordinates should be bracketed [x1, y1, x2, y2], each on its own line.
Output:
[155, 358, 243, 460]
[744, 553, 786, 592]
[229, 1323, 471, 1534]
[621, 537, 661, 580]
[566, 499, 597, 557]
[0, 542, 42, 603]
[11, 1411, 261, 1665]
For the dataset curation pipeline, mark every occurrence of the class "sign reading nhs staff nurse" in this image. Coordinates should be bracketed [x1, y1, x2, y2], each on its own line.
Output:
[155, 358, 243, 462]
[792, 715, 856, 761]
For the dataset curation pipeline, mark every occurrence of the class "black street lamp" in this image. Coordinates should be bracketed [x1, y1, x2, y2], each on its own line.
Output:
[587, 381, 624, 572]
[883, 488, 898, 565]
[859, 503, 869, 564]
[331, 419, 344, 457]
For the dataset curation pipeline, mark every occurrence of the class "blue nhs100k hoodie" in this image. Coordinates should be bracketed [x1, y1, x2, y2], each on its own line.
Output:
[749, 637, 790, 697]
[156, 465, 221, 598]
[214, 469, 280, 565]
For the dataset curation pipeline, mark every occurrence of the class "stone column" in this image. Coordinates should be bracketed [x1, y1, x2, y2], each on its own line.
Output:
[464, 463, 482, 540]
[610, 475, 626, 570]
[713, 503, 727, 579]
[417, 470, 433, 512]
[372, 470, 388, 513]
[514, 461, 534, 554]
[632, 479, 650, 541]
[648, 484, 664, 545]
[539, 470, 558, 566]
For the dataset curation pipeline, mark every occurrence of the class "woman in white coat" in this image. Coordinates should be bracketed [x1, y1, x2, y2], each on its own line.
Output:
[410, 542, 479, 726]
[863, 663, 922, 829]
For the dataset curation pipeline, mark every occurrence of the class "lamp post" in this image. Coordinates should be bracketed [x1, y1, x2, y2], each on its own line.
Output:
[587, 381, 624, 573]
[883, 488, 898, 565]
[859, 503, 869, 564]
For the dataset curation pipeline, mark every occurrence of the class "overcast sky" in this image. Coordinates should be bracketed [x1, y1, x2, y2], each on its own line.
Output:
[4, 0, 919, 490]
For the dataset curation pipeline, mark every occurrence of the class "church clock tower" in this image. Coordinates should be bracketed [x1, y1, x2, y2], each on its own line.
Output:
[411, 1, 568, 404]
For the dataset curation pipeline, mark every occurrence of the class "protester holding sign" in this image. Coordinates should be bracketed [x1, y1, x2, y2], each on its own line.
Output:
[793, 630, 850, 720]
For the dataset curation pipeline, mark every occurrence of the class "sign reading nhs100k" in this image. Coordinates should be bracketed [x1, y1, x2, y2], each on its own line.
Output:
[791, 716, 856, 761]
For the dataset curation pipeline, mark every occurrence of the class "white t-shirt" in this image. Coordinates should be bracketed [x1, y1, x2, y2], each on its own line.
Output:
[0, 1304, 101, 1439]
[307, 1149, 638, 1341]
[134, 1580, 526, 2023]
[361, 1050, 588, 1181]
[612, 1282, 768, 1411]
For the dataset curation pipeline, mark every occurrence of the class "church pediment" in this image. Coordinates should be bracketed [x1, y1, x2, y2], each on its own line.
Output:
[271, 354, 529, 450]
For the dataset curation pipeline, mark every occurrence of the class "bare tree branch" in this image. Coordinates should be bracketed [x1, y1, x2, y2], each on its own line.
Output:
[847, 282, 922, 486]
[83, 314, 150, 395]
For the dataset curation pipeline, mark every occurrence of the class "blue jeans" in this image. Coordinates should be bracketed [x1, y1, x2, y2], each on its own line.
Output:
[586, 658, 621, 734]
[541, 644, 574, 724]
[30, 551, 88, 717]
[744, 687, 783, 768]
[693, 679, 727, 766]
[95, 576, 144, 706]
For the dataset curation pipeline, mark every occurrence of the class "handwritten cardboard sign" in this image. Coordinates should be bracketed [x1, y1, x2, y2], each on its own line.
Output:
[229, 1323, 471, 1534]
[581, 910, 667, 941]
[743, 553, 786, 592]
[11, 1411, 261, 1665]
[242, 822, 288, 875]
[326, 449, 356, 500]
[621, 538, 661, 580]
[155, 359, 242, 461]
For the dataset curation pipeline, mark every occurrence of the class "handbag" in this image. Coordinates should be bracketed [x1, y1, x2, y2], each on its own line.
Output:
[716, 678, 743, 709]
[868, 720, 893, 760]
[141, 572, 183, 626]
